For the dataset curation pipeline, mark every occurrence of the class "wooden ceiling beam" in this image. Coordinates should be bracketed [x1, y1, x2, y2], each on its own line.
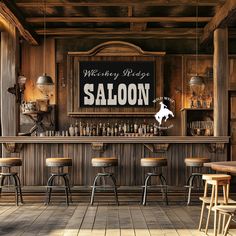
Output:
[201, 0, 236, 44]
[35, 27, 203, 38]
[0, 1, 39, 45]
[27, 16, 211, 23]
[17, 0, 224, 7]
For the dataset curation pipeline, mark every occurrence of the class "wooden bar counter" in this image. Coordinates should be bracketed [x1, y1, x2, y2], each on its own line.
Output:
[0, 136, 229, 188]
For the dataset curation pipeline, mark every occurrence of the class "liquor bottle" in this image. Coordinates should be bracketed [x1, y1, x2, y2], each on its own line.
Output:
[154, 124, 158, 136]
[86, 123, 90, 136]
[123, 122, 127, 134]
[138, 125, 143, 136]
[126, 121, 130, 133]
[119, 123, 124, 136]
[111, 125, 114, 136]
[69, 124, 75, 136]
[146, 123, 150, 133]
[134, 122, 138, 133]
[102, 123, 106, 136]
[130, 123, 134, 133]
[99, 123, 103, 136]
[150, 123, 154, 134]
[79, 122, 83, 136]
[92, 123, 96, 136]
[107, 123, 111, 136]
[74, 121, 79, 136]
[114, 123, 118, 136]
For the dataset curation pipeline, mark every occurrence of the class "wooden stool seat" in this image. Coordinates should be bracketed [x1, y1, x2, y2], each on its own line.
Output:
[140, 158, 167, 167]
[46, 158, 72, 167]
[185, 157, 210, 167]
[202, 174, 231, 181]
[0, 158, 22, 167]
[91, 157, 118, 167]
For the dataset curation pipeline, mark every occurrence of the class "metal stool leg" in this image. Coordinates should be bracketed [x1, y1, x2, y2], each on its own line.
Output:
[142, 174, 152, 205]
[15, 174, 24, 204]
[65, 174, 73, 203]
[90, 174, 100, 205]
[159, 174, 168, 205]
[12, 174, 19, 206]
[45, 174, 55, 205]
[187, 174, 196, 205]
[110, 174, 119, 205]
[62, 175, 69, 206]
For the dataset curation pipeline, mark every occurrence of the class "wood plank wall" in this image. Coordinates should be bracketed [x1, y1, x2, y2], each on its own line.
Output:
[17, 143, 227, 187]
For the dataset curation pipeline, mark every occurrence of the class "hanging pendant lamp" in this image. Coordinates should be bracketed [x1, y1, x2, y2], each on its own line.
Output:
[189, 0, 205, 96]
[36, 0, 54, 99]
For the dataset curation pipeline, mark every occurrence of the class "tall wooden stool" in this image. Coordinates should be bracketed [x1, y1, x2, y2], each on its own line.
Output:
[184, 157, 210, 205]
[45, 158, 72, 206]
[141, 157, 168, 205]
[0, 158, 23, 206]
[198, 174, 231, 236]
[213, 205, 236, 236]
[90, 157, 118, 205]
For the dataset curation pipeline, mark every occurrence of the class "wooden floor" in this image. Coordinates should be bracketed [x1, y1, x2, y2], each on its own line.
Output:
[0, 201, 236, 236]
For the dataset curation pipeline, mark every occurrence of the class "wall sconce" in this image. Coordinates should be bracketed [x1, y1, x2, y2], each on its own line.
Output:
[7, 75, 27, 103]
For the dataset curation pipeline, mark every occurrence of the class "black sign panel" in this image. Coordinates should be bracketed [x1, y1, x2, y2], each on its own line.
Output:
[79, 61, 155, 107]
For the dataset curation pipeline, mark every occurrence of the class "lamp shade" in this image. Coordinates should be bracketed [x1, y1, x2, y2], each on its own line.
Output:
[36, 73, 54, 98]
[189, 75, 205, 96]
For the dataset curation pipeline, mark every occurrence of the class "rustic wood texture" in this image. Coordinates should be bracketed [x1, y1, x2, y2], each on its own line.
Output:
[0, 136, 230, 144]
[213, 28, 228, 136]
[201, 0, 236, 44]
[0, 0, 39, 45]
[67, 41, 164, 117]
[21, 38, 56, 105]
[13, 142, 228, 187]
[0, 19, 18, 137]
[0, 203, 235, 236]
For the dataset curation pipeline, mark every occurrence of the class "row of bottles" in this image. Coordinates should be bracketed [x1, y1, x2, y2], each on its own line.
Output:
[67, 121, 164, 136]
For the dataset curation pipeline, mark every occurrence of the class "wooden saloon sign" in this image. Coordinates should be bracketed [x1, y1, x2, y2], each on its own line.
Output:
[79, 61, 155, 107]
[67, 41, 165, 117]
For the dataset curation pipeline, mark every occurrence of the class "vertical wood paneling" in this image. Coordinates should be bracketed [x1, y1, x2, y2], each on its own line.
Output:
[19, 143, 227, 187]
[0, 18, 18, 156]
[214, 28, 228, 136]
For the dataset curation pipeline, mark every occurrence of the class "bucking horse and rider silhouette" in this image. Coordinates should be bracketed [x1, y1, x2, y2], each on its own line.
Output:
[155, 102, 174, 126]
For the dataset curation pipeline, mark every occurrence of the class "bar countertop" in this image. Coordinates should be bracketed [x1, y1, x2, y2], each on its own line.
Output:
[0, 136, 230, 144]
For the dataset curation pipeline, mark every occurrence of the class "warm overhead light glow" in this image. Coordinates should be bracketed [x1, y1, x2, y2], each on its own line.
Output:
[189, 75, 205, 96]
[36, 73, 54, 99]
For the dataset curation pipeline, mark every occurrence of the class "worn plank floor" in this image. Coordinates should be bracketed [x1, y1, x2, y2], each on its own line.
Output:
[0, 202, 235, 236]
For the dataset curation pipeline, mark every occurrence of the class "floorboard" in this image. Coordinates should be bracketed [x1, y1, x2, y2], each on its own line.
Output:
[0, 202, 234, 236]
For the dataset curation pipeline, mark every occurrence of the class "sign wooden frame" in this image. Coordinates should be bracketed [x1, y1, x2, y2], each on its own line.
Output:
[67, 41, 165, 117]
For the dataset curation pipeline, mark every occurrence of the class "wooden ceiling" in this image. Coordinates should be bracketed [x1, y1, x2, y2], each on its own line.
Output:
[1, 0, 236, 46]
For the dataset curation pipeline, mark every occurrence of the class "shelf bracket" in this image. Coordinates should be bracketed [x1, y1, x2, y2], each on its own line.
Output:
[3, 142, 23, 153]
[206, 143, 225, 153]
[144, 143, 170, 153]
[91, 142, 107, 152]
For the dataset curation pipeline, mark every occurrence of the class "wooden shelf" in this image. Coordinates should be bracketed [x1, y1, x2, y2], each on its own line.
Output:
[0, 136, 230, 144]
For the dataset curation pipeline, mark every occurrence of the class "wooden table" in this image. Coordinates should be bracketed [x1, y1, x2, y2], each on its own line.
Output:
[204, 161, 236, 174]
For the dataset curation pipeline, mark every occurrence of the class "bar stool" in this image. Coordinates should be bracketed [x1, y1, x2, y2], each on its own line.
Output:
[90, 157, 118, 205]
[184, 157, 210, 205]
[0, 158, 23, 206]
[213, 205, 236, 236]
[198, 174, 232, 236]
[45, 158, 72, 206]
[141, 157, 168, 205]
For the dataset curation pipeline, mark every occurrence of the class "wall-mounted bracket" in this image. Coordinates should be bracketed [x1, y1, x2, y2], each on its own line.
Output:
[144, 143, 170, 153]
[3, 142, 23, 153]
[91, 143, 107, 152]
[206, 143, 225, 153]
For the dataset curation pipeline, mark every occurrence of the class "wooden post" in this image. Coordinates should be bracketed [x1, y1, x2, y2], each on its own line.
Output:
[0, 19, 19, 156]
[213, 28, 228, 136]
